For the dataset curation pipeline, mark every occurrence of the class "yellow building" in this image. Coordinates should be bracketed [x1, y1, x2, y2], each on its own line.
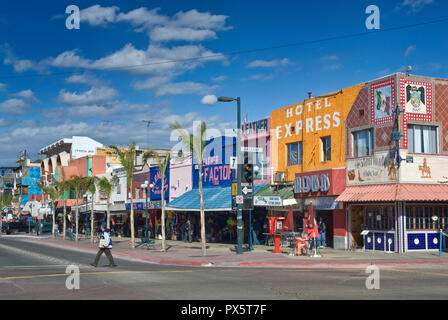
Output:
[271, 84, 364, 181]
[270, 83, 364, 249]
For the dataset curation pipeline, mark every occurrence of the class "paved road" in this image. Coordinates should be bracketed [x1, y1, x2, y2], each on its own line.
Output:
[1, 237, 448, 300]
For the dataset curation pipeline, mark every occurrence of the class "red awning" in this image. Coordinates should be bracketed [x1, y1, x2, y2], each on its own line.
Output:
[336, 184, 448, 203]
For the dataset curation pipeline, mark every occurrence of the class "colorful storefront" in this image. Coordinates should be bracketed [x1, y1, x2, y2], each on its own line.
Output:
[337, 73, 448, 252]
[270, 84, 364, 248]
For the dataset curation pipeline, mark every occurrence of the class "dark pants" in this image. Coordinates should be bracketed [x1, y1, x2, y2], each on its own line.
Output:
[93, 248, 115, 266]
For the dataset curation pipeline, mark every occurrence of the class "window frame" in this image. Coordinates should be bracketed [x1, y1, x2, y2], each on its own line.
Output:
[407, 124, 439, 154]
[321, 136, 331, 162]
[352, 128, 374, 158]
[286, 141, 303, 166]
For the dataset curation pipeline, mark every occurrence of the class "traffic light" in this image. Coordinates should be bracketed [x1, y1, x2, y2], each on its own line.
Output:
[242, 163, 253, 184]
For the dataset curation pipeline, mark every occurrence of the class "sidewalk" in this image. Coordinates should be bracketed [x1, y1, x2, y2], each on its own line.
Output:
[21, 235, 448, 269]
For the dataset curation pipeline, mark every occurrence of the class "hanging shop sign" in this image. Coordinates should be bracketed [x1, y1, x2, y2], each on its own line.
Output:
[254, 196, 282, 207]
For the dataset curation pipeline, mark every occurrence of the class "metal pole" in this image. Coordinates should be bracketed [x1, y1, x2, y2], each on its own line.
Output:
[236, 97, 243, 254]
[440, 229, 442, 257]
[145, 186, 149, 240]
[248, 208, 253, 251]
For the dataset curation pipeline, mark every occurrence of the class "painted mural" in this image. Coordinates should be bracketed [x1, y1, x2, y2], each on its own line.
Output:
[150, 164, 170, 201]
[346, 152, 396, 186]
[399, 153, 448, 184]
[399, 78, 433, 149]
[371, 78, 395, 125]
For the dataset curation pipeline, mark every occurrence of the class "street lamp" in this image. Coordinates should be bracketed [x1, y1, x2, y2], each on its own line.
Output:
[141, 181, 154, 240]
[217, 96, 243, 254]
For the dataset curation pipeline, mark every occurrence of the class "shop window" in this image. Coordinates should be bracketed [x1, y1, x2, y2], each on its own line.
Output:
[365, 206, 394, 231]
[353, 129, 374, 157]
[287, 142, 303, 166]
[408, 125, 438, 154]
[116, 184, 121, 194]
[321, 136, 331, 162]
[406, 205, 448, 230]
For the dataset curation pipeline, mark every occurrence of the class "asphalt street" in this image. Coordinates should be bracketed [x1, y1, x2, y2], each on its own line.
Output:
[0, 236, 448, 300]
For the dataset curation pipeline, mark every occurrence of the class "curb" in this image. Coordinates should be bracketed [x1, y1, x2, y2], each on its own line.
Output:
[28, 238, 212, 267]
[23, 238, 448, 269]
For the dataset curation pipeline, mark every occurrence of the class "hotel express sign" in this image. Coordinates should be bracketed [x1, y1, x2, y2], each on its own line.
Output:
[294, 173, 330, 194]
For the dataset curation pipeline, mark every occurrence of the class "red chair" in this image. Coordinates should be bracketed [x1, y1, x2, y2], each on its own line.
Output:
[294, 236, 309, 256]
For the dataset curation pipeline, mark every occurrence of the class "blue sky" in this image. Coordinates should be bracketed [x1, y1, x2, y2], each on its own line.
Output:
[0, 0, 446, 166]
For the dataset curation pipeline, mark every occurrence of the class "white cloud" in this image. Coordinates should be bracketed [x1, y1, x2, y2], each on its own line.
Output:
[200, 95, 217, 105]
[321, 56, 339, 61]
[0, 99, 30, 114]
[58, 86, 118, 105]
[241, 73, 276, 81]
[211, 75, 227, 83]
[12, 89, 39, 103]
[322, 63, 342, 71]
[247, 58, 289, 68]
[150, 26, 217, 42]
[65, 73, 103, 86]
[398, 0, 434, 12]
[116, 7, 168, 29]
[0, 83, 6, 90]
[48, 49, 91, 69]
[404, 45, 416, 57]
[80, 5, 119, 27]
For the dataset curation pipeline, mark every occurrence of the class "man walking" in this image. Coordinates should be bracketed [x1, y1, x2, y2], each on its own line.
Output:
[90, 222, 117, 267]
[317, 216, 326, 248]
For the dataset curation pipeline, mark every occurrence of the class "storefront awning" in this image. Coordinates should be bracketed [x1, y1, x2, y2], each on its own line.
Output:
[336, 184, 448, 203]
[166, 184, 267, 212]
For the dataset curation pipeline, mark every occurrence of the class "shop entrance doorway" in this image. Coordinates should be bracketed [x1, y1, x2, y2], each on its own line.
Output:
[350, 206, 363, 248]
[316, 211, 333, 248]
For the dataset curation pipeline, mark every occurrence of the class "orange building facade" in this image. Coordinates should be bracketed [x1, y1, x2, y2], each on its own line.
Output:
[270, 84, 364, 249]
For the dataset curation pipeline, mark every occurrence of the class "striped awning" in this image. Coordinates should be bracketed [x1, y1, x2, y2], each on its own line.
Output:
[336, 183, 448, 203]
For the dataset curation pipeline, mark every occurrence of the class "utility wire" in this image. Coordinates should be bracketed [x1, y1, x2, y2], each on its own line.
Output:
[1, 17, 447, 80]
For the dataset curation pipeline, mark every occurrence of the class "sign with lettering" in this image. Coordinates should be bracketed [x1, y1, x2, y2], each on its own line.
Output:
[294, 173, 330, 194]
[346, 153, 395, 186]
[254, 196, 282, 207]
[242, 118, 269, 136]
[150, 164, 170, 201]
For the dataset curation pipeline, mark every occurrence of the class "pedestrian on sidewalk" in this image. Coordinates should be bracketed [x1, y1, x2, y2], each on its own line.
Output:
[184, 218, 192, 243]
[317, 216, 326, 248]
[90, 222, 117, 268]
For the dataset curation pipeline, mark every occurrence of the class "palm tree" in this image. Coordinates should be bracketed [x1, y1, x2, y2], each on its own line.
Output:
[58, 168, 70, 240]
[97, 175, 119, 230]
[67, 175, 89, 242]
[142, 150, 170, 252]
[110, 142, 137, 248]
[85, 177, 98, 244]
[171, 121, 207, 256]
[38, 177, 60, 238]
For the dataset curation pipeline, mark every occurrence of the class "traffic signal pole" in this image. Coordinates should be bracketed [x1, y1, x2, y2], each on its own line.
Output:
[236, 97, 243, 255]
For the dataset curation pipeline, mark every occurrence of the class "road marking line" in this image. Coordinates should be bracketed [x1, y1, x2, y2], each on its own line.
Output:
[0, 270, 197, 281]
[382, 268, 448, 278]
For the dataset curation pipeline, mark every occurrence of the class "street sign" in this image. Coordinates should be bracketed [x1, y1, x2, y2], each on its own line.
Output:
[232, 182, 238, 196]
[242, 186, 253, 195]
[241, 146, 263, 153]
[254, 196, 282, 207]
[229, 156, 237, 169]
[236, 196, 244, 204]
[27, 216, 32, 222]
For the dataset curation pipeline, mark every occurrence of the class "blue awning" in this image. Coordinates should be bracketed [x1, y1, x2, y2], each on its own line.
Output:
[166, 184, 267, 212]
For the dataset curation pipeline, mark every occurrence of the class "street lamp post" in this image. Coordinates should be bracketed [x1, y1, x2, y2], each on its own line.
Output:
[217, 96, 243, 254]
[141, 181, 154, 240]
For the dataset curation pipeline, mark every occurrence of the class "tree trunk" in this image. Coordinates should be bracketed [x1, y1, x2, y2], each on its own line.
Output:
[63, 199, 66, 240]
[107, 196, 111, 229]
[161, 173, 166, 252]
[90, 192, 94, 244]
[75, 198, 79, 242]
[52, 200, 55, 238]
[199, 163, 206, 256]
